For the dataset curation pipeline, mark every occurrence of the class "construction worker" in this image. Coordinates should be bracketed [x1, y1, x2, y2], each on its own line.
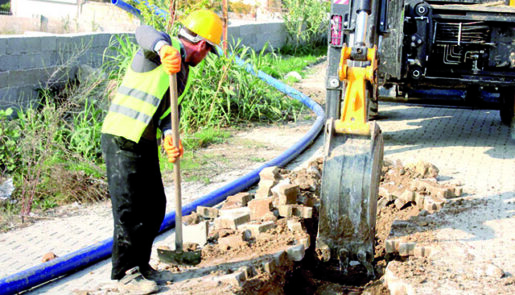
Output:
[100, 9, 223, 294]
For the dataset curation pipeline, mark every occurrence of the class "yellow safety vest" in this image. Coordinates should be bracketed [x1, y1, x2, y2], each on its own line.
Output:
[101, 38, 188, 143]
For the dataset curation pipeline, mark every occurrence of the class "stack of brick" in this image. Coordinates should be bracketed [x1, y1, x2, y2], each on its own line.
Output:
[178, 165, 316, 257]
[378, 160, 463, 213]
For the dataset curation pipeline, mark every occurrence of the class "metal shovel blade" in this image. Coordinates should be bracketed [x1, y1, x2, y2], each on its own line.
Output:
[157, 248, 201, 266]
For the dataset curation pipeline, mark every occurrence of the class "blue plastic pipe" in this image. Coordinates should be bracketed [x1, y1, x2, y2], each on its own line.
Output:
[111, 0, 168, 21]
[0, 4, 326, 295]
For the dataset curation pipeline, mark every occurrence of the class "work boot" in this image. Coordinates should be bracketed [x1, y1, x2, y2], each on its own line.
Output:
[140, 264, 174, 284]
[118, 267, 159, 295]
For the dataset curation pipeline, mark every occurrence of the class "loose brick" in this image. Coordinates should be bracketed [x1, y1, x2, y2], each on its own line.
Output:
[248, 198, 273, 220]
[275, 184, 299, 205]
[222, 200, 244, 210]
[259, 166, 280, 181]
[214, 213, 250, 230]
[196, 206, 219, 219]
[277, 205, 293, 218]
[226, 192, 252, 207]
[184, 221, 209, 246]
[292, 205, 313, 219]
[240, 221, 276, 236]
[219, 207, 251, 217]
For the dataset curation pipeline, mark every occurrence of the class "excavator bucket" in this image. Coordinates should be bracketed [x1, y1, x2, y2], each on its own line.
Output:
[316, 120, 383, 276]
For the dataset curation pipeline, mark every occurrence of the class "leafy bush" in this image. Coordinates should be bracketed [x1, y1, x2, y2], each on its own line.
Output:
[281, 0, 330, 49]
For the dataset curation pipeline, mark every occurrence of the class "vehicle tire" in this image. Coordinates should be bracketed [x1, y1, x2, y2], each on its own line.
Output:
[499, 88, 514, 126]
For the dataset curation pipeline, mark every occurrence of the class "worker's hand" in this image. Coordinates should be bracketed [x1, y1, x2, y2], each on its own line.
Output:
[159, 45, 181, 75]
[162, 135, 184, 163]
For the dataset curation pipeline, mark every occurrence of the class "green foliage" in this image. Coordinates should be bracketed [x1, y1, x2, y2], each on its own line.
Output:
[180, 42, 305, 133]
[282, 0, 330, 50]
[129, 0, 221, 33]
[0, 2, 10, 12]
[102, 34, 139, 82]
[0, 108, 21, 175]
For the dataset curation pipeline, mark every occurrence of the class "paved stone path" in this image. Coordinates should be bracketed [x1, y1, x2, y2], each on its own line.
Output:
[1, 101, 513, 294]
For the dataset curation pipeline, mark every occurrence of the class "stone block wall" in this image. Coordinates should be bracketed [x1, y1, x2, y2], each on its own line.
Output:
[0, 32, 130, 109]
[0, 21, 288, 110]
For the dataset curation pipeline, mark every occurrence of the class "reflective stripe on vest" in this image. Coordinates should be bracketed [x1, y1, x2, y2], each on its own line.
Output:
[101, 38, 185, 143]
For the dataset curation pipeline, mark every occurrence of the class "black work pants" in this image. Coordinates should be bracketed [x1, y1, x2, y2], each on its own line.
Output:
[101, 133, 166, 280]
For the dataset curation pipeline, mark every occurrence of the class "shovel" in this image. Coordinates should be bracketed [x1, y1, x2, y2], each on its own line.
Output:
[157, 74, 201, 266]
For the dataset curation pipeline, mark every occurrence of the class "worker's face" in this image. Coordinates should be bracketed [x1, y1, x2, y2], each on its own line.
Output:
[188, 40, 212, 67]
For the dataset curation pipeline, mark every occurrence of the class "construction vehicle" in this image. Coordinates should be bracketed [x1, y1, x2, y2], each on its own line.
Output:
[317, 0, 515, 276]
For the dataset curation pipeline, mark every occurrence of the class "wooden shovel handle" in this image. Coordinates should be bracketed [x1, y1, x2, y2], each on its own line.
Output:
[170, 74, 183, 250]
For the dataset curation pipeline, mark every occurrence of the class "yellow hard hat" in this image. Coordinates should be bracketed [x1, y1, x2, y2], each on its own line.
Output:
[181, 9, 223, 46]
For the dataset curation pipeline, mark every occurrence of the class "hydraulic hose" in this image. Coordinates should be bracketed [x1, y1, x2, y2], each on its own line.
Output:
[0, 3, 326, 294]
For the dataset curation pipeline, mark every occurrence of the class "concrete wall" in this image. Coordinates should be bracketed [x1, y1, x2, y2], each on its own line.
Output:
[4, 2, 141, 34]
[0, 21, 288, 110]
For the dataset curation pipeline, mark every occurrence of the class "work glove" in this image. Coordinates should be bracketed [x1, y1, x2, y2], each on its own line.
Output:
[159, 45, 181, 75]
[162, 135, 184, 163]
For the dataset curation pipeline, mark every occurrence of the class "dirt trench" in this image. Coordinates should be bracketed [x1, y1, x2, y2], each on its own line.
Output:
[123, 157, 463, 295]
